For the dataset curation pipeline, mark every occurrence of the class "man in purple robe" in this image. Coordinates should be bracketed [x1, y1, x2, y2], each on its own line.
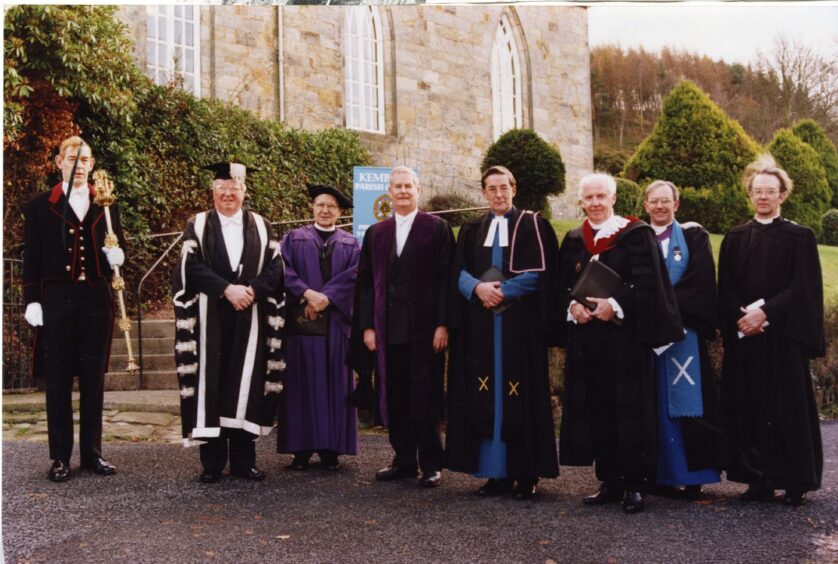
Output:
[355, 166, 455, 488]
[277, 185, 361, 471]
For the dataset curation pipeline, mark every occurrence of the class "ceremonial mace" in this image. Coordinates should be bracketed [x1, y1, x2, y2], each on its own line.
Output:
[93, 170, 139, 372]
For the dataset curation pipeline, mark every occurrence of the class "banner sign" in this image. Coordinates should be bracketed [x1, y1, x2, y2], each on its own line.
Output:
[352, 166, 392, 243]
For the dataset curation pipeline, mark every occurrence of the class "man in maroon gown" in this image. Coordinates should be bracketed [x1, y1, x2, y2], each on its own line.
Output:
[355, 166, 455, 488]
[277, 185, 361, 471]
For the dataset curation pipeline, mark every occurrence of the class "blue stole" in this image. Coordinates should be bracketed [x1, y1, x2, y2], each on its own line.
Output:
[660, 221, 703, 418]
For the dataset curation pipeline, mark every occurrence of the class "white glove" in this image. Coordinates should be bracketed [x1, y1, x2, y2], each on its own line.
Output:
[25, 303, 43, 327]
[102, 246, 125, 267]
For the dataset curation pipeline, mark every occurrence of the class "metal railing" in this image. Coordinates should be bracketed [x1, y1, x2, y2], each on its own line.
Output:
[3, 206, 488, 389]
[2, 258, 37, 391]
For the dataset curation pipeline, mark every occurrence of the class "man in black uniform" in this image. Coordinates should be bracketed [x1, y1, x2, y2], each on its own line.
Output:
[23, 136, 126, 482]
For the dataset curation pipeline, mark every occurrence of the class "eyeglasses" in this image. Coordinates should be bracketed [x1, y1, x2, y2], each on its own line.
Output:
[750, 189, 780, 197]
[647, 198, 673, 206]
[214, 185, 244, 193]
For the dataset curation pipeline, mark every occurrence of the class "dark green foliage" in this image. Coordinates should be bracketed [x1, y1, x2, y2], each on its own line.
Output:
[424, 192, 484, 227]
[593, 146, 631, 175]
[623, 80, 761, 232]
[481, 129, 565, 217]
[821, 209, 838, 246]
[4, 6, 140, 139]
[3, 5, 372, 306]
[624, 81, 762, 189]
[792, 119, 838, 207]
[676, 185, 753, 234]
[767, 128, 831, 239]
[613, 178, 643, 217]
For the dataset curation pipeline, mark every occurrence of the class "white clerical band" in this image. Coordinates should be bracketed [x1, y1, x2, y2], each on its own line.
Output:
[483, 216, 509, 248]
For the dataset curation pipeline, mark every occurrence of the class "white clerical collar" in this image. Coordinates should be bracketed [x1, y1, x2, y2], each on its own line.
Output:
[219, 209, 243, 226]
[395, 209, 418, 224]
[652, 222, 672, 235]
[62, 181, 89, 196]
[754, 214, 780, 225]
[483, 214, 510, 247]
[588, 214, 629, 243]
[314, 223, 337, 232]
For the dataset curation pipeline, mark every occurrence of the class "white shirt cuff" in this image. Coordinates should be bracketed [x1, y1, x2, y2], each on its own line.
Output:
[567, 300, 578, 324]
[607, 297, 624, 319]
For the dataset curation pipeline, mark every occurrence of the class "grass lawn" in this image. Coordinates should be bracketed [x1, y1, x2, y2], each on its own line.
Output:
[550, 219, 838, 304]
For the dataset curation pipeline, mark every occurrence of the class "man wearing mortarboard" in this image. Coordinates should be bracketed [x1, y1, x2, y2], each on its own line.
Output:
[276, 184, 361, 471]
[171, 161, 286, 483]
[23, 135, 127, 482]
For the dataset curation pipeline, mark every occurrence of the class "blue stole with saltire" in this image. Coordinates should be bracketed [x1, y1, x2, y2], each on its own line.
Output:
[660, 221, 703, 418]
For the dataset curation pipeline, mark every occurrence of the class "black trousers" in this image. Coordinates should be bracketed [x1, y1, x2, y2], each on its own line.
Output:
[385, 345, 443, 474]
[199, 429, 257, 474]
[41, 281, 113, 464]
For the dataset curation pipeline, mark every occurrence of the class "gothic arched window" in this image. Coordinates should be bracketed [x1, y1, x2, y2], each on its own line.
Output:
[491, 15, 523, 140]
[345, 6, 385, 133]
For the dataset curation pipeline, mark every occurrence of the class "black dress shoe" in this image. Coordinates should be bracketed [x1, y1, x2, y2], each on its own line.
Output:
[200, 470, 221, 483]
[477, 478, 514, 496]
[622, 489, 645, 513]
[319, 453, 340, 471]
[234, 467, 266, 482]
[682, 485, 703, 500]
[781, 491, 806, 507]
[514, 479, 538, 500]
[287, 454, 310, 471]
[48, 460, 70, 483]
[583, 482, 622, 505]
[375, 466, 418, 481]
[419, 471, 442, 488]
[738, 485, 775, 502]
[81, 458, 116, 476]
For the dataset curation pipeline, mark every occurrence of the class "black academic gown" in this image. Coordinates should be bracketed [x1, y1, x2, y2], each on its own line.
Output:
[445, 209, 560, 479]
[171, 209, 286, 444]
[718, 218, 824, 492]
[668, 224, 727, 472]
[557, 219, 683, 483]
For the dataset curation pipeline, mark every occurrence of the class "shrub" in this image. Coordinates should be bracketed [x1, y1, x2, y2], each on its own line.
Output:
[593, 146, 631, 176]
[792, 119, 838, 208]
[823, 209, 838, 246]
[481, 129, 565, 217]
[767, 128, 831, 239]
[622, 80, 760, 232]
[424, 192, 484, 227]
[614, 177, 643, 217]
[677, 185, 753, 234]
[624, 80, 762, 189]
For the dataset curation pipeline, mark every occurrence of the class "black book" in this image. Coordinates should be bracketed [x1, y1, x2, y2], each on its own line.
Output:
[285, 299, 328, 336]
[570, 259, 623, 325]
[479, 266, 511, 315]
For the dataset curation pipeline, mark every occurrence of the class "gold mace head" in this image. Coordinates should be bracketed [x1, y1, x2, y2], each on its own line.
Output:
[93, 170, 116, 207]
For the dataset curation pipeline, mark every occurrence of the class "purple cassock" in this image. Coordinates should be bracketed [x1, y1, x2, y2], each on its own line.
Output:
[277, 225, 361, 455]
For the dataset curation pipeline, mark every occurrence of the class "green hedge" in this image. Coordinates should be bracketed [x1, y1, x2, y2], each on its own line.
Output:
[767, 129, 831, 239]
[614, 177, 643, 217]
[4, 5, 372, 307]
[792, 119, 838, 208]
